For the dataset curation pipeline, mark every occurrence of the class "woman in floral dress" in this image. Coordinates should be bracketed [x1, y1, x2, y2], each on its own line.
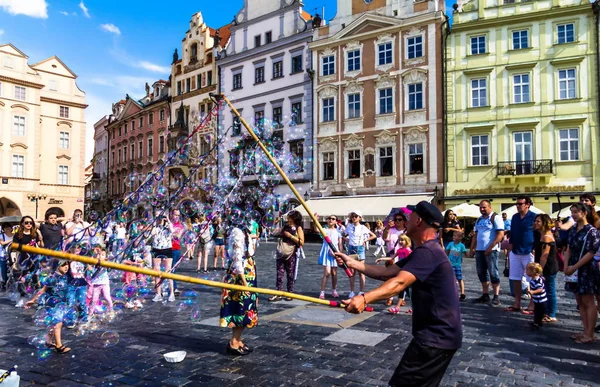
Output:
[220, 228, 258, 356]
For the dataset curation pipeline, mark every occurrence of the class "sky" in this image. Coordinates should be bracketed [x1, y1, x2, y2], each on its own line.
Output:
[0, 0, 454, 165]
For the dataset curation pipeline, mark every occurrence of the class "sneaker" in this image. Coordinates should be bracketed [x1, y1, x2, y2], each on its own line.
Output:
[348, 291, 356, 298]
[319, 291, 325, 300]
[473, 294, 490, 304]
[491, 295, 500, 306]
[133, 300, 143, 308]
[358, 292, 364, 296]
[15, 298, 25, 308]
[65, 324, 76, 329]
[125, 301, 135, 309]
[152, 294, 163, 302]
[168, 294, 176, 302]
[331, 290, 339, 298]
[459, 294, 466, 301]
[522, 293, 531, 300]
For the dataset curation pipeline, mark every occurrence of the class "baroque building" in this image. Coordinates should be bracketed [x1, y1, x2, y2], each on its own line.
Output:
[445, 0, 599, 213]
[308, 0, 446, 211]
[217, 0, 314, 212]
[0, 43, 87, 219]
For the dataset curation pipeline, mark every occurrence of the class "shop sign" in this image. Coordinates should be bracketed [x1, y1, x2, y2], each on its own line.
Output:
[454, 185, 586, 196]
[48, 198, 63, 205]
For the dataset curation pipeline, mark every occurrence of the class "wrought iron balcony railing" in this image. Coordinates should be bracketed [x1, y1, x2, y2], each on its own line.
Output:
[497, 159, 553, 176]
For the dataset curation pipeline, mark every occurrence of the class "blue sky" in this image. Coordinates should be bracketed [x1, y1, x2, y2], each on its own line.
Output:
[0, 0, 453, 164]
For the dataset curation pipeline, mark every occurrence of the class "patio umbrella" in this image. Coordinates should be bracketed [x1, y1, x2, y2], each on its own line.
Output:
[0, 215, 22, 224]
[502, 205, 545, 218]
[447, 203, 481, 218]
[550, 205, 600, 219]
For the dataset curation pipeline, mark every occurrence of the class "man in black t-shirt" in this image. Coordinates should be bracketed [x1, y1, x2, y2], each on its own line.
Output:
[335, 201, 462, 387]
[38, 210, 65, 251]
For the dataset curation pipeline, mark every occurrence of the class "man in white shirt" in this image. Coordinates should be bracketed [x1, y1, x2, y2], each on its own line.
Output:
[65, 209, 90, 244]
[344, 210, 376, 298]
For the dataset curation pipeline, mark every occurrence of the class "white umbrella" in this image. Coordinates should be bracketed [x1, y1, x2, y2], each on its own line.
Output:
[447, 203, 481, 218]
[501, 205, 545, 219]
[550, 205, 600, 219]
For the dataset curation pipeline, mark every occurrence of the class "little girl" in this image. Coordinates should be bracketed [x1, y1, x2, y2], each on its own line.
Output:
[373, 220, 386, 258]
[228, 228, 248, 287]
[318, 215, 342, 300]
[527, 262, 547, 329]
[87, 248, 114, 316]
[377, 235, 412, 312]
[122, 252, 147, 287]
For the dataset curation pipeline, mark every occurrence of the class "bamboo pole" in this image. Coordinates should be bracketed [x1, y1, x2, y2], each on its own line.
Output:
[12, 243, 372, 311]
[217, 94, 354, 277]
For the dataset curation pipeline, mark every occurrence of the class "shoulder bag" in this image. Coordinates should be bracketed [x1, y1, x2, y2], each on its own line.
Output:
[565, 228, 593, 283]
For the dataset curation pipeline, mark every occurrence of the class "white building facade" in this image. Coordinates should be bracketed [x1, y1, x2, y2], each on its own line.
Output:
[217, 0, 314, 211]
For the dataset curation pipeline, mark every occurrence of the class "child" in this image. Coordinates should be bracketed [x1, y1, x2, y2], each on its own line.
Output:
[372, 220, 386, 258]
[122, 252, 147, 287]
[527, 262, 547, 328]
[377, 235, 412, 312]
[87, 248, 114, 316]
[318, 215, 342, 299]
[228, 228, 249, 287]
[66, 245, 89, 327]
[445, 231, 467, 301]
[25, 260, 71, 354]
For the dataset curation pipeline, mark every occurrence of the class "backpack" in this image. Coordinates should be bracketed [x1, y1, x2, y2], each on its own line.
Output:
[477, 212, 498, 230]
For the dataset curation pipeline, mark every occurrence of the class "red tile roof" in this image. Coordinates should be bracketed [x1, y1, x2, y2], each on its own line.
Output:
[210, 23, 232, 49]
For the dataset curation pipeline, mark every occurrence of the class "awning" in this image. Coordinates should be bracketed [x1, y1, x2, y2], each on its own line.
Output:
[293, 194, 434, 222]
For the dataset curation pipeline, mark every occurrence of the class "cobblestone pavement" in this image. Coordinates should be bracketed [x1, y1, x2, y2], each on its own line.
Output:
[1, 241, 600, 386]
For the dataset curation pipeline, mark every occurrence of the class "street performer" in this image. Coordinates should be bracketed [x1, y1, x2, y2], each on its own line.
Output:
[335, 201, 462, 387]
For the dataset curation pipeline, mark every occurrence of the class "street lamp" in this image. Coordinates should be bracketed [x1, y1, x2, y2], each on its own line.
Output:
[304, 191, 310, 201]
[26, 193, 47, 219]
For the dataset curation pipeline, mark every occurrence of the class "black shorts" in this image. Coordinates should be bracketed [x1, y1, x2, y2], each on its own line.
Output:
[389, 339, 457, 387]
[152, 248, 173, 259]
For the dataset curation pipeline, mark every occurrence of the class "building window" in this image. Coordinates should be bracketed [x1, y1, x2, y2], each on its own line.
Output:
[347, 93, 361, 119]
[13, 116, 25, 136]
[48, 80, 58, 91]
[291, 101, 303, 124]
[233, 73, 242, 90]
[186, 78, 191, 93]
[265, 31, 272, 44]
[149, 113, 154, 125]
[322, 55, 335, 76]
[130, 144, 135, 159]
[379, 88, 393, 114]
[407, 36, 423, 59]
[159, 136, 165, 153]
[273, 106, 283, 128]
[254, 110, 264, 129]
[348, 149, 361, 179]
[407, 83, 423, 110]
[323, 152, 334, 180]
[557, 23, 575, 44]
[379, 147, 393, 176]
[347, 49, 361, 72]
[273, 61, 283, 78]
[190, 43, 198, 62]
[470, 35, 486, 55]
[124, 123, 128, 134]
[255, 66, 265, 84]
[471, 78, 487, 107]
[139, 117, 144, 128]
[118, 149, 121, 163]
[207, 70, 213, 86]
[558, 68, 576, 99]
[14, 86, 26, 101]
[512, 30, 529, 49]
[471, 135, 489, 166]
[148, 138, 153, 156]
[131, 120, 135, 131]
[408, 144, 424, 174]
[254, 35, 261, 48]
[59, 106, 69, 118]
[230, 150, 240, 178]
[322, 98, 335, 122]
[292, 55, 303, 73]
[177, 81, 182, 95]
[289, 141, 304, 172]
[159, 109, 165, 121]
[513, 74, 530, 103]
[200, 136, 211, 155]
[139, 141, 143, 158]
[58, 165, 69, 185]
[233, 115, 242, 136]
[59, 131, 70, 149]
[123, 147, 127, 162]
[559, 128, 579, 161]
[12, 155, 24, 177]
[378, 42, 392, 65]
[197, 74, 202, 89]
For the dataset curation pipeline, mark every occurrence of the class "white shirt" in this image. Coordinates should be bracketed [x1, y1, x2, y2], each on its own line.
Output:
[346, 224, 370, 247]
[116, 226, 126, 240]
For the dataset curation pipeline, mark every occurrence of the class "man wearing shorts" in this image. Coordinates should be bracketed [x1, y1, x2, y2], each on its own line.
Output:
[152, 215, 175, 302]
[344, 210, 375, 298]
[506, 196, 536, 312]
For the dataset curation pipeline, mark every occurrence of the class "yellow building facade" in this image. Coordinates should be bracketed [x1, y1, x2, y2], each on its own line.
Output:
[445, 0, 599, 214]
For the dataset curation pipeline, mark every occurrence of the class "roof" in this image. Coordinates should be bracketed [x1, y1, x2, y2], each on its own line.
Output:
[210, 23, 232, 49]
[0, 43, 28, 58]
[30, 55, 78, 78]
[300, 10, 312, 22]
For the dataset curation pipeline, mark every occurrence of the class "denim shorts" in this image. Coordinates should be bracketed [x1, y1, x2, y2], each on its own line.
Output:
[452, 265, 463, 281]
[348, 245, 366, 261]
[475, 250, 500, 284]
[214, 238, 225, 246]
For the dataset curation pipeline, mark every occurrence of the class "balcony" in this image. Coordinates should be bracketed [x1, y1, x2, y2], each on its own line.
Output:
[497, 159, 553, 185]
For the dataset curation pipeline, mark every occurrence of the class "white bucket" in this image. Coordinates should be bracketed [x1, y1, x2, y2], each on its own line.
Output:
[0, 369, 20, 387]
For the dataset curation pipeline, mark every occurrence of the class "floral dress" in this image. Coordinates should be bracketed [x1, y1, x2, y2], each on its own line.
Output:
[219, 255, 258, 329]
[565, 224, 600, 294]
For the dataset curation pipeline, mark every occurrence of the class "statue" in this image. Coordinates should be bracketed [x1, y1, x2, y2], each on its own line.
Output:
[214, 29, 221, 48]
[145, 82, 150, 96]
[313, 13, 322, 28]
[111, 103, 118, 116]
[172, 48, 179, 64]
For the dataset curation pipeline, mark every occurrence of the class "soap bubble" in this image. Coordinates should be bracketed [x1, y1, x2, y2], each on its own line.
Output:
[190, 308, 202, 322]
[37, 349, 53, 361]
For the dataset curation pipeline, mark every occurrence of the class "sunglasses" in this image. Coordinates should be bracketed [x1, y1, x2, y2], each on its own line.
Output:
[395, 218, 405, 222]
[23, 221, 33, 225]
[350, 215, 359, 218]
[327, 217, 336, 221]
[516, 202, 527, 206]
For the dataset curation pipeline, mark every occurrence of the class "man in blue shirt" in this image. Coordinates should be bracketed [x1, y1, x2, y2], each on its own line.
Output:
[505, 196, 536, 312]
[502, 212, 511, 234]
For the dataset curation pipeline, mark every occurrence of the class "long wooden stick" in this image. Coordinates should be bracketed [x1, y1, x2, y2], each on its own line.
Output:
[12, 243, 372, 311]
[218, 94, 353, 277]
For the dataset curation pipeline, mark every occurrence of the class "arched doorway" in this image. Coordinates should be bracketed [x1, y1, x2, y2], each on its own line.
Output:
[45, 206, 65, 218]
[0, 197, 21, 217]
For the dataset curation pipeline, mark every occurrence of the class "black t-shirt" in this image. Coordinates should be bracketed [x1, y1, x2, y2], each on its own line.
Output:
[441, 220, 460, 245]
[534, 240, 559, 277]
[39, 222, 64, 250]
[396, 239, 463, 350]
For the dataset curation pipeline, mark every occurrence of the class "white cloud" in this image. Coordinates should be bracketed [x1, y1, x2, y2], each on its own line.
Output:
[79, 0, 90, 18]
[0, 29, 4, 37]
[59, 10, 69, 16]
[136, 61, 170, 74]
[100, 23, 120, 35]
[0, 0, 48, 19]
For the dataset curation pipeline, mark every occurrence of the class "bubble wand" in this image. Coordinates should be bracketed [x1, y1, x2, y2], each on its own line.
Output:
[213, 93, 354, 278]
[11, 243, 372, 311]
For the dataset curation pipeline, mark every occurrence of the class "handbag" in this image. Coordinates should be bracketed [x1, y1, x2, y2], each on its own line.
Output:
[386, 236, 401, 258]
[277, 239, 296, 260]
[503, 256, 509, 277]
[565, 228, 593, 283]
